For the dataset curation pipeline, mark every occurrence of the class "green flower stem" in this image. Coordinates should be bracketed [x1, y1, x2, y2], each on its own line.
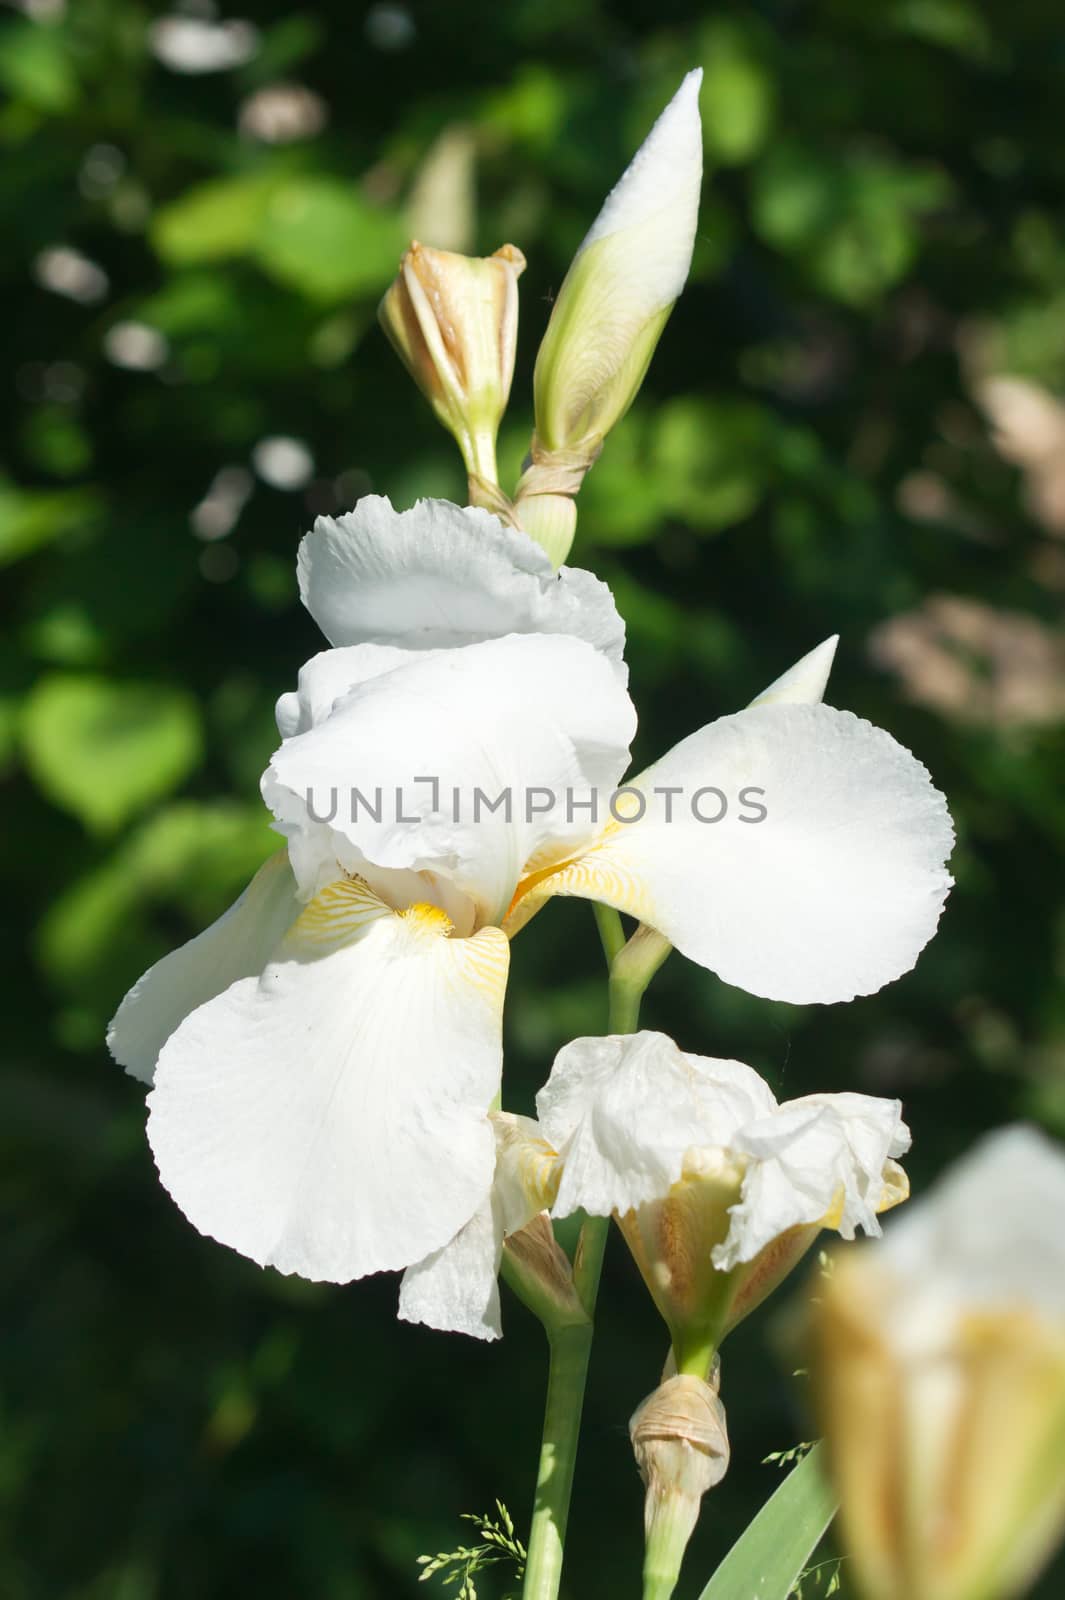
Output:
[608, 925, 672, 1035]
[594, 902, 627, 967]
[643, 1491, 698, 1600]
[520, 1321, 595, 1600]
[520, 917, 672, 1600]
[673, 1331, 721, 1381]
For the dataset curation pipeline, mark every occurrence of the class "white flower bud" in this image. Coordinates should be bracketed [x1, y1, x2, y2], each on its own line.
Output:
[378, 240, 525, 515]
[514, 70, 702, 563]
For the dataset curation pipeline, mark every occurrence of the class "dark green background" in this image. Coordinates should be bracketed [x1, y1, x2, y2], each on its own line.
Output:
[4, 1, 1065, 1595]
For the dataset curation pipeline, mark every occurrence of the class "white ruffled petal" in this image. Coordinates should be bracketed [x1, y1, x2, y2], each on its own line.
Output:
[715, 1093, 910, 1270]
[147, 878, 509, 1282]
[393, 1107, 550, 1344]
[537, 1032, 776, 1219]
[297, 494, 625, 671]
[398, 1197, 502, 1342]
[398, 1111, 558, 1340]
[264, 632, 635, 924]
[538, 702, 953, 1004]
[107, 851, 299, 1085]
[275, 643, 417, 737]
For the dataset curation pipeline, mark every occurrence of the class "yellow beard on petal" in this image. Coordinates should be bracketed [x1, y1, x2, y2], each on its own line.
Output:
[399, 901, 455, 939]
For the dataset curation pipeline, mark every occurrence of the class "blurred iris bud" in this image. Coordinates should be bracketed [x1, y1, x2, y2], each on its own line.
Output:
[514, 69, 703, 564]
[809, 1126, 1065, 1600]
[379, 240, 526, 517]
[630, 1367, 730, 1600]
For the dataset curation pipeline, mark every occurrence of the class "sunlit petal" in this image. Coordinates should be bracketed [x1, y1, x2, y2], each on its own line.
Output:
[148, 879, 509, 1282]
[107, 850, 298, 1085]
[527, 703, 953, 1004]
[264, 632, 635, 923]
[298, 494, 625, 670]
[537, 1032, 776, 1218]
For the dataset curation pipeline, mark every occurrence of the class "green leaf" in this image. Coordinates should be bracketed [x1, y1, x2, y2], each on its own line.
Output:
[22, 675, 203, 833]
[752, 142, 951, 306]
[37, 801, 275, 987]
[699, 20, 776, 165]
[152, 173, 405, 303]
[152, 172, 280, 266]
[653, 396, 772, 532]
[0, 479, 101, 567]
[0, 18, 78, 112]
[253, 177, 406, 302]
[696, 1443, 837, 1600]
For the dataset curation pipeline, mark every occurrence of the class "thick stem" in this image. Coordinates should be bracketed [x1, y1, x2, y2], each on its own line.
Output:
[520, 1323, 595, 1600]
[593, 903, 627, 967]
[520, 920, 671, 1600]
[609, 925, 672, 1035]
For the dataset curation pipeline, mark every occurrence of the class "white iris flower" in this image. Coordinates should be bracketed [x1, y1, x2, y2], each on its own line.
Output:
[109, 497, 951, 1293]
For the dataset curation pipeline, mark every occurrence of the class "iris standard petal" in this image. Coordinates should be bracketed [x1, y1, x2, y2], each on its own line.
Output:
[264, 631, 636, 924]
[298, 494, 625, 670]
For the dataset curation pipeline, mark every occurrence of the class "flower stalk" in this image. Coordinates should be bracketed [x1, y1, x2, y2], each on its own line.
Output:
[631, 1371, 730, 1600]
[518, 1320, 596, 1600]
[518, 916, 671, 1600]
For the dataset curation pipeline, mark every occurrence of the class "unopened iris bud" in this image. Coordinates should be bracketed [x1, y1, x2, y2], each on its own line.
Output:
[514, 69, 703, 564]
[809, 1126, 1065, 1600]
[630, 1369, 730, 1600]
[502, 1211, 589, 1331]
[378, 240, 526, 517]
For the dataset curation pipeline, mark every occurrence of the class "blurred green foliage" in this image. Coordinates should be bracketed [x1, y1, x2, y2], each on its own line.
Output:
[3, 1, 1065, 1596]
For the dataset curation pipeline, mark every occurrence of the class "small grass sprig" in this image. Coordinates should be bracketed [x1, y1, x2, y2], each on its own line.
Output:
[417, 1501, 527, 1599]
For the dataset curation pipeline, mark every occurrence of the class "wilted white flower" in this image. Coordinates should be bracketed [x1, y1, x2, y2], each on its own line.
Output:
[812, 1125, 1065, 1600]
[631, 1370, 731, 1599]
[535, 1030, 909, 1360]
